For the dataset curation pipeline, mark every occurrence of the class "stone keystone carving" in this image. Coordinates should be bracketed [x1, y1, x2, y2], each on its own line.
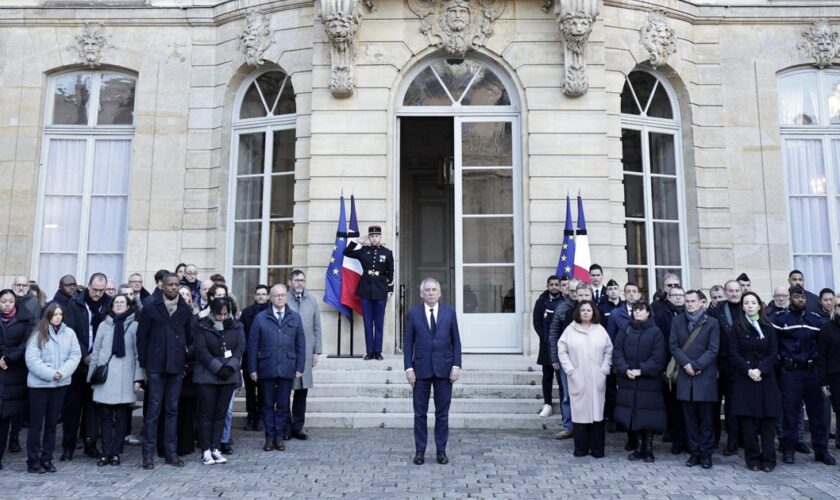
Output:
[322, 0, 364, 98]
[239, 8, 273, 67]
[555, 0, 598, 97]
[640, 9, 676, 68]
[70, 23, 110, 68]
[405, 0, 507, 59]
[799, 19, 839, 69]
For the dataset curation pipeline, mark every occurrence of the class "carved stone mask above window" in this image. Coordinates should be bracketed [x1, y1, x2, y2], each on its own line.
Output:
[406, 0, 506, 59]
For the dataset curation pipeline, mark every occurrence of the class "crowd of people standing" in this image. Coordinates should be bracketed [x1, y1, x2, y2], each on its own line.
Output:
[0, 265, 322, 473]
[534, 265, 840, 471]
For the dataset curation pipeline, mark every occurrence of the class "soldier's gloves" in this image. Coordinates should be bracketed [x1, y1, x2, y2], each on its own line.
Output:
[218, 365, 235, 380]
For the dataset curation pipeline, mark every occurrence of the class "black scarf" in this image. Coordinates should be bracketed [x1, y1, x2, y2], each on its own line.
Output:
[111, 312, 129, 358]
[686, 309, 705, 332]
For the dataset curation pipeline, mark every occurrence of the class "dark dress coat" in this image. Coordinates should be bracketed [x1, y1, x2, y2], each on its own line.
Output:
[192, 317, 246, 385]
[49, 290, 91, 356]
[729, 320, 780, 418]
[669, 312, 720, 402]
[709, 301, 740, 380]
[403, 303, 462, 379]
[0, 307, 34, 418]
[247, 307, 306, 380]
[817, 317, 840, 413]
[533, 291, 563, 366]
[136, 293, 193, 375]
[612, 318, 667, 431]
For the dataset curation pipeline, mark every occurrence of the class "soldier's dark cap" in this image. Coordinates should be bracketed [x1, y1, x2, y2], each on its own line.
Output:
[789, 285, 805, 296]
[736, 272, 750, 282]
[368, 225, 382, 235]
[606, 279, 619, 288]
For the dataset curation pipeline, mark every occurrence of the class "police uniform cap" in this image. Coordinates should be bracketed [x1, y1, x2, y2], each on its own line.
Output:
[368, 225, 382, 235]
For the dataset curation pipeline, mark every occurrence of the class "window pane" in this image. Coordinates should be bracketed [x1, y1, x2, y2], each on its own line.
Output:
[462, 267, 514, 313]
[784, 139, 825, 195]
[653, 222, 681, 266]
[85, 254, 123, 286]
[235, 177, 263, 219]
[256, 72, 285, 114]
[88, 196, 127, 252]
[620, 79, 640, 115]
[237, 133, 265, 175]
[272, 129, 295, 173]
[98, 73, 136, 125]
[268, 267, 291, 288]
[627, 72, 657, 114]
[232, 268, 260, 309]
[828, 74, 840, 125]
[649, 133, 676, 175]
[461, 67, 510, 106]
[462, 169, 512, 214]
[621, 129, 642, 173]
[45, 140, 86, 195]
[778, 72, 820, 126]
[651, 177, 678, 220]
[625, 220, 647, 265]
[240, 81, 267, 119]
[53, 73, 91, 125]
[793, 255, 834, 291]
[462, 217, 513, 263]
[431, 59, 481, 102]
[462, 122, 512, 167]
[39, 254, 78, 296]
[41, 196, 82, 252]
[833, 140, 840, 185]
[623, 174, 645, 218]
[403, 66, 451, 106]
[646, 85, 673, 119]
[233, 222, 261, 266]
[269, 221, 294, 266]
[92, 140, 131, 195]
[789, 197, 831, 253]
[276, 76, 296, 115]
[270, 175, 294, 218]
[625, 268, 649, 300]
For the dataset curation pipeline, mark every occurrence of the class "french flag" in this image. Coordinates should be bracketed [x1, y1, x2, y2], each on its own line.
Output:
[340, 195, 363, 316]
[573, 194, 592, 284]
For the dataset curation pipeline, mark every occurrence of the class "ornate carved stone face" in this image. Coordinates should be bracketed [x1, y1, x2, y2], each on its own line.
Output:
[814, 32, 837, 62]
[445, 4, 470, 33]
[71, 24, 108, 68]
[326, 14, 356, 46]
[800, 19, 840, 69]
[562, 14, 592, 39]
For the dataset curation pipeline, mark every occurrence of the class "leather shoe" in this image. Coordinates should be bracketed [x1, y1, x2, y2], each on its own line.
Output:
[8, 438, 21, 453]
[41, 460, 57, 473]
[220, 442, 233, 455]
[142, 458, 154, 469]
[748, 464, 760, 471]
[795, 442, 811, 454]
[27, 463, 45, 474]
[263, 440, 275, 452]
[783, 451, 795, 464]
[700, 455, 713, 469]
[165, 455, 184, 467]
[291, 430, 309, 441]
[761, 464, 775, 472]
[282, 431, 292, 441]
[374, 352, 384, 360]
[685, 455, 700, 467]
[723, 444, 738, 456]
[274, 440, 286, 451]
[413, 452, 425, 465]
[60, 449, 73, 461]
[816, 452, 837, 465]
[670, 442, 682, 455]
[436, 452, 449, 465]
[363, 352, 373, 360]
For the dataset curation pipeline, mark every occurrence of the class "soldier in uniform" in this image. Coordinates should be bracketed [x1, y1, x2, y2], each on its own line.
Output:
[771, 285, 836, 466]
[344, 225, 394, 360]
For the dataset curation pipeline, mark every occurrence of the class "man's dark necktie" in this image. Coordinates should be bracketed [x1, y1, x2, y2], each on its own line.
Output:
[429, 308, 436, 335]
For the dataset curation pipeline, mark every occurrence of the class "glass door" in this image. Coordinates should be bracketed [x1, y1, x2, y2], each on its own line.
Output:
[454, 117, 521, 352]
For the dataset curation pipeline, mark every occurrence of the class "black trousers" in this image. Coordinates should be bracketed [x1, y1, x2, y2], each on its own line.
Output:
[9, 387, 28, 441]
[541, 365, 563, 406]
[244, 369, 260, 419]
[714, 375, 738, 447]
[739, 415, 776, 467]
[28, 387, 67, 466]
[413, 377, 452, 454]
[98, 403, 129, 457]
[287, 389, 308, 434]
[195, 384, 235, 451]
[605, 375, 617, 422]
[142, 373, 183, 459]
[682, 401, 715, 457]
[61, 371, 87, 451]
[573, 420, 605, 456]
[157, 394, 196, 456]
[0, 417, 10, 463]
[664, 380, 686, 445]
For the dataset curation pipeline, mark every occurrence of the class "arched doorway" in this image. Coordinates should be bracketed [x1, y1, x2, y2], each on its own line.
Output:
[396, 55, 522, 353]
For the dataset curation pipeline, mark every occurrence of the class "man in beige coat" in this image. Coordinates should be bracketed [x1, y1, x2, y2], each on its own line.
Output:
[285, 270, 323, 441]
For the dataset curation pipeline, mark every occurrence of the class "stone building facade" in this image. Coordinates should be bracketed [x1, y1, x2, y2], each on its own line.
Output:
[0, 0, 838, 356]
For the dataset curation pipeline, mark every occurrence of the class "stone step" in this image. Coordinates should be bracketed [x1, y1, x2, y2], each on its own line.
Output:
[232, 397, 561, 415]
[317, 355, 537, 372]
[313, 369, 542, 385]
[302, 383, 554, 399]
[300, 412, 557, 430]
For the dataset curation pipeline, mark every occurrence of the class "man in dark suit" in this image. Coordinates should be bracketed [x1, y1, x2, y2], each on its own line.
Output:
[588, 264, 608, 305]
[404, 277, 462, 466]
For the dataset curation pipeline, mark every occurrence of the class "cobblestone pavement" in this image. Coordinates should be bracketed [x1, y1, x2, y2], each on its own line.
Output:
[3, 426, 840, 499]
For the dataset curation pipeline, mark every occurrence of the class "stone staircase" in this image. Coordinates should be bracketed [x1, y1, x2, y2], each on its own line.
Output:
[232, 354, 562, 429]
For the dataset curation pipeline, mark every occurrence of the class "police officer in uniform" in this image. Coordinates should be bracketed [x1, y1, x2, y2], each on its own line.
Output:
[772, 285, 836, 465]
[344, 225, 394, 360]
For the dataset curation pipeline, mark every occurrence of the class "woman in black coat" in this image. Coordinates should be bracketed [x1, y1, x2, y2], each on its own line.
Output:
[0, 289, 34, 469]
[612, 301, 667, 462]
[532, 276, 564, 417]
[193, 297, 245, 465]
[818, 292, 840, 450]
[729, 291, 780, 472]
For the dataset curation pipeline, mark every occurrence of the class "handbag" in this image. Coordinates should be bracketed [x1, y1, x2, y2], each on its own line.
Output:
[90, 355, 113, 385]
[666, 318, 706, 390]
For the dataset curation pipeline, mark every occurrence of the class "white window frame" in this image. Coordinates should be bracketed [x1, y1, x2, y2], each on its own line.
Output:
[778, 67, 840, 289]
[32, 70, 136, 286]
[225, 69, 297, 290]
[620, 69, 689, 292]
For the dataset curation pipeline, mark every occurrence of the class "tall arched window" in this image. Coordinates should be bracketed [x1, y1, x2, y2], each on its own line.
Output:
[33, 70, 137, 289]
[777, 68, 840, 290]
[227, 69, 296, 302]
[620, 70, 686, 296]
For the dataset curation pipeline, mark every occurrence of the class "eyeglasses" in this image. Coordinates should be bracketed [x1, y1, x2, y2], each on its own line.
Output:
[665, 283, 679, 288]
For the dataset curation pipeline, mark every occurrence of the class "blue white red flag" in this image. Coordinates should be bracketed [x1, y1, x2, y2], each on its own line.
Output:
[341, 195, 363, 316]
[556, 195, 576, 279]
[324, 195, 352, 318]
[573, 194, 592, 284]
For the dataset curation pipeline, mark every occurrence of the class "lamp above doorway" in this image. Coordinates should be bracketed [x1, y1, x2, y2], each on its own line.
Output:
[438, 156, 454, 189]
